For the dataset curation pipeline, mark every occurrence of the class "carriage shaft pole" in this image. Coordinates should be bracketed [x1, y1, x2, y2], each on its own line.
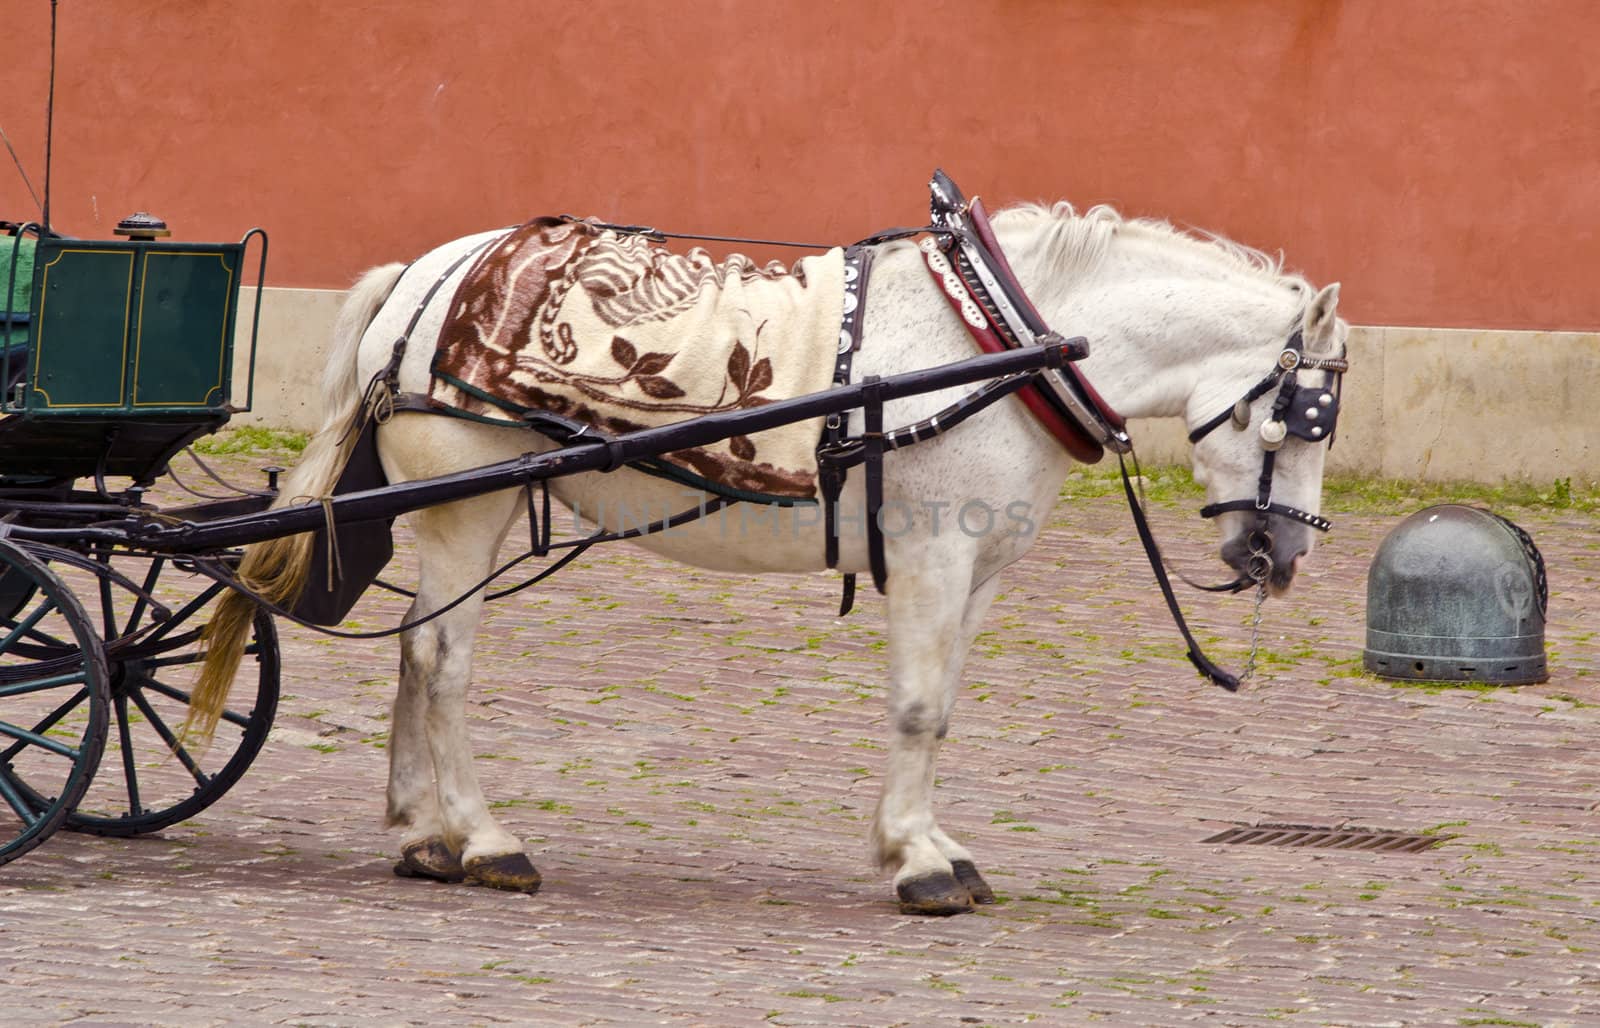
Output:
[68, 342, 1072, 554]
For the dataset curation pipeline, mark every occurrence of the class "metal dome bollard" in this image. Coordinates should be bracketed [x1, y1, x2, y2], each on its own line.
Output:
[1364, 504, 1548, 684]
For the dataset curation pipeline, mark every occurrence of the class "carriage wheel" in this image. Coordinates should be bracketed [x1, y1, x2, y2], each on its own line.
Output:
[0, 541, 110, 866]
[60, 551, 280, 836]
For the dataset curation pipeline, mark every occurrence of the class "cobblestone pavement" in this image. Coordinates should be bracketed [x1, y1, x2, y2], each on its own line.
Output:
[2, 467, 1597, 1026]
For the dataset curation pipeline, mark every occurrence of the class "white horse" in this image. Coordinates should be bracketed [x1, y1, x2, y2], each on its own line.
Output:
[196, 200, 1348, 915]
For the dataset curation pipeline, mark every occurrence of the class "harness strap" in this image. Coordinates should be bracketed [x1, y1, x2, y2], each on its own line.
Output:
[861, 375, 889, 594]
[1186, 369, 1283, 443]
[919, 239, 1103, 463]
[926, 170, 1127, 462]
[351, 235, 504, 447]
[821, 245, 873, 614]
[1197, 499, 1333, 533]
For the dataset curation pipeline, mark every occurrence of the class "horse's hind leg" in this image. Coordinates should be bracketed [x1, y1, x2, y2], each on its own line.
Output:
[870, 560, 1001, 916]
[384, 488, 541, 892]
[387, 604, 465, 884]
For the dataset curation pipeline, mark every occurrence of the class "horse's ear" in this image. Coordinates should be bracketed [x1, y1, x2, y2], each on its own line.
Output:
[1302, 283, 1341, 352]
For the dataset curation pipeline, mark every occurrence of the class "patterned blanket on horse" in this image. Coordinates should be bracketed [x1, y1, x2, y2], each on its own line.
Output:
[429, 217, 844, 501]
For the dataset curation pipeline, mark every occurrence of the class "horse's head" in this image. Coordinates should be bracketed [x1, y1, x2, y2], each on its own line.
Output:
[989, 201, 1350, 595]
[1187, 282, 1349, 596]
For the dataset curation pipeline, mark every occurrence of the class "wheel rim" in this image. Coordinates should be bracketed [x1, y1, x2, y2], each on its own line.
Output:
[62, 551, 279, 836]
[0, 541, 109, 867]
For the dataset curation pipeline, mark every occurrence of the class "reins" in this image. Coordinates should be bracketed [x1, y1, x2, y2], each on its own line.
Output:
[1115, 450, 1244, 690]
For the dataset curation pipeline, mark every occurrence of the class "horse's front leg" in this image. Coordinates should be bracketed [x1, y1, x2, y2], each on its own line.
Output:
[385, 492, 541, 893]
[870, 559, 1001, 915]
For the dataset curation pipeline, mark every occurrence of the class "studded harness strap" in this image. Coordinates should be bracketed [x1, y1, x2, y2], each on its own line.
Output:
[818, 244, 874, 615]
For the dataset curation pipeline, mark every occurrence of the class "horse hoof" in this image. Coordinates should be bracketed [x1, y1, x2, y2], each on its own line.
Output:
[897, 870, 974, 916]
[951, 859, 996, 904]
[464, 852, 543, 894]
[392, 838, 465, 883]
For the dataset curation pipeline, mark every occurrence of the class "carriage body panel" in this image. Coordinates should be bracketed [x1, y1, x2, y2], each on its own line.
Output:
[0, 233, 256, 484]
[13, 236, 242, 414]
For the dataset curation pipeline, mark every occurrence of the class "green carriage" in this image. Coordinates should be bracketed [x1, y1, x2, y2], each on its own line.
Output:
[2, 222, 266, 485]
[0, 219, 280, 864]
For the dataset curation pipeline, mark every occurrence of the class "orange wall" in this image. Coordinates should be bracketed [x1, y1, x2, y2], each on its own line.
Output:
[4, 0, 1596, 330]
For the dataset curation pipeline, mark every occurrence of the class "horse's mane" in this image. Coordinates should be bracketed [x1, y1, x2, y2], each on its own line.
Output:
[993, 201, 1313, 302]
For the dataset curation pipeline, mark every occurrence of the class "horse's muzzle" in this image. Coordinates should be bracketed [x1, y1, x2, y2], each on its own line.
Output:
[1220, 522, 1313, 595]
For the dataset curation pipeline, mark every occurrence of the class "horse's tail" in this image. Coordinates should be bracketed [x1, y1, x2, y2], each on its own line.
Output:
[187, 262, 408, 743]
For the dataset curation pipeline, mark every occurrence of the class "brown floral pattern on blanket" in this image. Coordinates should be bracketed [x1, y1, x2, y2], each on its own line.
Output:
[430, 216, 844, 500]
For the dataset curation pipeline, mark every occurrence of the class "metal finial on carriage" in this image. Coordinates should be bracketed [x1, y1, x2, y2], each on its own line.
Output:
[113, 211, 171, 240]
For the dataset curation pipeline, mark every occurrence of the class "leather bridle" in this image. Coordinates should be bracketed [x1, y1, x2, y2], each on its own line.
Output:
[1185, 329, 1349, 591]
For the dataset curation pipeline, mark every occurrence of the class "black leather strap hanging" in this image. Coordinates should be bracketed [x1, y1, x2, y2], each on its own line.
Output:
[820, 244, 873, 614]
[1117, 453, 1240, 692]
[861, 375, 889, 594]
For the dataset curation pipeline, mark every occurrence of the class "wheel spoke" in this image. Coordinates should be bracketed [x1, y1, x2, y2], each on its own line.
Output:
[140, 639, 259, 671]
[0, 596, 60, 655]
[137, 670, 257, 730]
[98, 555, 117, 641]
[0, 765, 43, 826]
[110, 626, 203, 663]
[138, 650, 206, 670]
[141, 581, 227, 648]
[0, 687, 89, 764]
[114, 693, 144, 818]
[122, 558, 168, 639]
[0, 670, 90, 700]
[0, 718, 81, 760]
[129, 689, 210, 787]
[6, 625, 70, 652]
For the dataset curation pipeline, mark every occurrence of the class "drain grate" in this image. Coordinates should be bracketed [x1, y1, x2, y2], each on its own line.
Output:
[1201, 822, 1450, 853]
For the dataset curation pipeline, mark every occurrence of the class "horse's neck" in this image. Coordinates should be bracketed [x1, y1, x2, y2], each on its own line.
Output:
[1004, 227, 1300, 424]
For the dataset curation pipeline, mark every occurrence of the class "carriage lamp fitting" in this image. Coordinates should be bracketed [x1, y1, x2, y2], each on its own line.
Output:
[113, 212, 170, 240]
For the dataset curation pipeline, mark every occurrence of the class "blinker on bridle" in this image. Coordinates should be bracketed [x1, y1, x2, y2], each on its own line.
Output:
[1185, 329, 1349, 588]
